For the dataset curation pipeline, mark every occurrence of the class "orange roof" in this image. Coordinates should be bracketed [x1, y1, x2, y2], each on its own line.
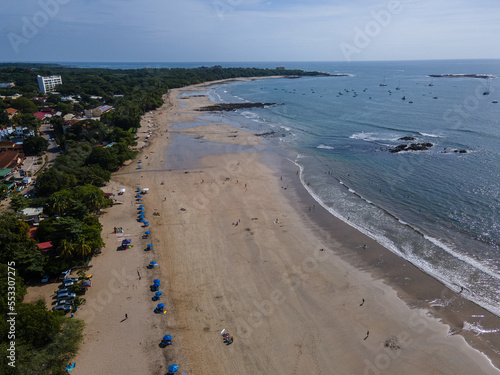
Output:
[29, 227, 37, 239]
[5, 108, 18, 115]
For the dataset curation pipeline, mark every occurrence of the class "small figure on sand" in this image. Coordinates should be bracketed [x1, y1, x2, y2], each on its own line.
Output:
[360, 298, 365, 306]
[125, 314, 128, 320]
[364, 331, 369, 340]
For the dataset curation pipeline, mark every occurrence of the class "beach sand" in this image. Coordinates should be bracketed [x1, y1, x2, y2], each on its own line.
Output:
[66, 78, 500, 374]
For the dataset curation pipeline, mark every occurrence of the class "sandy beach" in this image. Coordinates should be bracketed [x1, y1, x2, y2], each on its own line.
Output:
[62, 77, 500, 375]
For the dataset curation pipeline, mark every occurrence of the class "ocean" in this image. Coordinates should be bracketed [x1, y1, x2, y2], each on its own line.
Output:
[65, 60, 500, 317]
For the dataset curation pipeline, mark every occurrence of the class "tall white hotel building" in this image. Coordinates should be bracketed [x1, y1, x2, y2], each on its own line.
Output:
[37, 75, 63, 94]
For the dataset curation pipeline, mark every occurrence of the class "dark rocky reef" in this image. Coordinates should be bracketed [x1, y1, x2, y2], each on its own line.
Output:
[398, 136, 415, 141]
[255, 131, 276, 137]
[389, 142, 433, 153]
[196, 102, 278, 112]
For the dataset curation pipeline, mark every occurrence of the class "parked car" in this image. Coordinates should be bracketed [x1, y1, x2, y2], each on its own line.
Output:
[57, 288, 69, 295]
[56, 293, 76, 300]
[59, 269, 72, 280]
[41, 275, 49, 283]
[62, 281, 74, 287]
[57, 299, 74, 306]
[53, 304, 72, 312]
[63, 278, 78, 283]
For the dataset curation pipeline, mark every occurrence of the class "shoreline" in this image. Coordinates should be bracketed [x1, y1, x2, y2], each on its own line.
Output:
[67, 76, 500, 374]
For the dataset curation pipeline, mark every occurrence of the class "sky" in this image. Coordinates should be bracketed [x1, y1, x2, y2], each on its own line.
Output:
[0, 0, 499, 63]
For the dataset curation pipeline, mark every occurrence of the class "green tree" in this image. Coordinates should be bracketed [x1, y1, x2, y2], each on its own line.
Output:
[57, 239, 74, 259]
[17, 300, 61, 348]
[22, 136, 49, 155]
[74, 239, 92, 260]
[36, 169, 77, 195]
[11, 97, 38, 113]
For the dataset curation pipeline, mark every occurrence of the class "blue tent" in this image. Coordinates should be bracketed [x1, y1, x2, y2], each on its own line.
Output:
[147, 244, 153, 248]
[155, 291, 162, 297]
[168, 364, 178, 372]
[163, 335, 172, 341]
[150, 261, 157, 265]
[139, 214, 145, 218]
[153, 279, 160, 284]
[157, 303, 165, 309]
[145, 231, 150, 235]
[139, 204, 144, 207]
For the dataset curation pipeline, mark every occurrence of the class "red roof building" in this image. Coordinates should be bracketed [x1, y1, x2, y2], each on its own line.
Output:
[36, 241, 53, 254]
[33, 112, 47, 120]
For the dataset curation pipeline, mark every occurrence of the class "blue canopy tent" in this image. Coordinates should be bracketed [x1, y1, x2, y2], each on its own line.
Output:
[163, 335, 172, 341]
[153, 279, 161, 285]
[153, 290, 162, 301]
[157, 303, 165, 309]
[147, 244, 153, 249]
[139, 214, 145, 219]
[145, 231, 151, 235]
[168, 364, 178, 373]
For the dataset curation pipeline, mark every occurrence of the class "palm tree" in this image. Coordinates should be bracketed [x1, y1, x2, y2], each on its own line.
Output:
[49, 193, 69, 216]
[74, 239, 92, 260]
[58, 239, 74, 259]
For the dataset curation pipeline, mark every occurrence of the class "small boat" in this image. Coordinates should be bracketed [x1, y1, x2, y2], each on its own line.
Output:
[379, 77, 387, 87]
[483, 80, 491, 95]
[396, 81, 401, 90]
[428, 78, 434, 87]
[492, 100, 498, 103]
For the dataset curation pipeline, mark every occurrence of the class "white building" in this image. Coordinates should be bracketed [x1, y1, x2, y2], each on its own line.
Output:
[37, 75, 63, 94]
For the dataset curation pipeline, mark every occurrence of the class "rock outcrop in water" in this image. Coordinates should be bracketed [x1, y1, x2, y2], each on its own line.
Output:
[389, 142, 433, 153]
[398, 136, 416, 141]
[428, 74, 494, 79]
[196, 103, 278, 112]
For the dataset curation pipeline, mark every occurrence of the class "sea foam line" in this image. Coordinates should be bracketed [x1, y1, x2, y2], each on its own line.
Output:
[289, 156, 500, 317]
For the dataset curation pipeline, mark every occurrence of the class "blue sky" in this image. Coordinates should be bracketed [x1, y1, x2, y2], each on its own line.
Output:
[1, 0, 499, 62]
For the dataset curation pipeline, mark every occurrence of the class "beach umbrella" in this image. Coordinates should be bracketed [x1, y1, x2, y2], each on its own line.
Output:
[168, 364, 178, 373]
[145, 231, 150, 235]
[163, 335, 172, 341]
[143, 188, 149, 192]
[153, 279, 160, 284]
[139, 204, 144, 207]
[137, 188, 141, 192]
[119, 188, 126, 193]
[147, 244, 153, 248]
[157, 303, 165, 309]
[155, 291, 163, 297]
[138, 160, 142, 163]
[139, 214, 145, 218]
[150, 261, 157, 266]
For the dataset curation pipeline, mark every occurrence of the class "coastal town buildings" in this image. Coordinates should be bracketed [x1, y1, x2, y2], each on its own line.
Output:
[37, 75, 63, 94]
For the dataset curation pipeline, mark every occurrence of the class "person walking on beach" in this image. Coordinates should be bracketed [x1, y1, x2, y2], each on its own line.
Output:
[125, 314, 128, 320]
[364, 331, 369, 340]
